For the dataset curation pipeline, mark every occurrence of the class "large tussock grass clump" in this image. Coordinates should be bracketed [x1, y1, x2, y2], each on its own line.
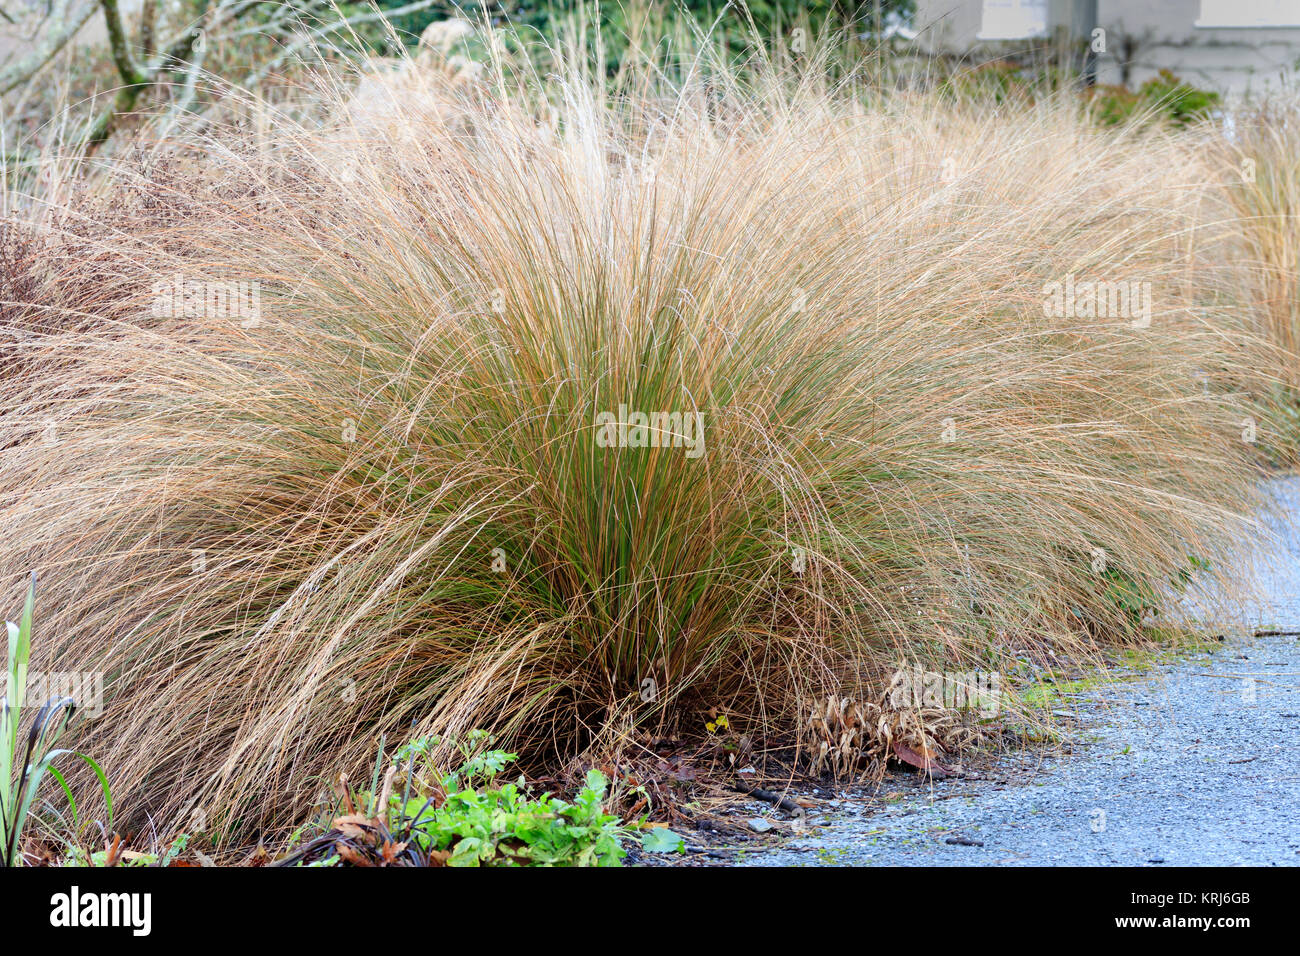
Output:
[0, 55, 1263, 844]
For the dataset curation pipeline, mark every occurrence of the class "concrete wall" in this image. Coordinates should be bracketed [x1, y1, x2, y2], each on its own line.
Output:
[914, 0, 1300, 95]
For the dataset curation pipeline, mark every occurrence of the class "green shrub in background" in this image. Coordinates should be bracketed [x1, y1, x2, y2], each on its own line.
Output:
[1087, 69, 1220, 128]
[373, 1, 913, 60]
[939, 63, 1220, 130]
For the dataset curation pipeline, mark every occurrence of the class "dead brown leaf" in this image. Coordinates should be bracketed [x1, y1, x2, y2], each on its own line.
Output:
[892, 741, 955, 777]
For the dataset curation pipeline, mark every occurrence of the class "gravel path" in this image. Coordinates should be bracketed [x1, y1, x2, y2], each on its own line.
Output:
[741, 478, 1300, 866]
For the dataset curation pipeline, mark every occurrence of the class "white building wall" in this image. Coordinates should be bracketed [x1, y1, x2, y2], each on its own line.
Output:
[914, 0, 1300, 94]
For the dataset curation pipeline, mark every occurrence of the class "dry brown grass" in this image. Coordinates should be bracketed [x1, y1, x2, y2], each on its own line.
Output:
[0, 46, 1266, 847]
[1211, 94, 1300, 463]
[1217, 96, 1300, 382]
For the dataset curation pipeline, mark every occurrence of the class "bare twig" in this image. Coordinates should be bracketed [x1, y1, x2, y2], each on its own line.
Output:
[0, 0, 99, 95]
[730, 780, 804, 815]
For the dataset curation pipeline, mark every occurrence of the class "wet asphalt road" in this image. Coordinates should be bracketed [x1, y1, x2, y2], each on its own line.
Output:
[740, 478, 1300, 867]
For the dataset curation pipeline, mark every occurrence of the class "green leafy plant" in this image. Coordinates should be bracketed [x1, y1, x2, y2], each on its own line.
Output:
[281, 733, 627, 866]
[1094, 555, 1210, 630]
[411, 765, 625, 866]
[639, 826, 685, 854]
[0, 576, 112, 866]
[939, 60, 1037, 105]
[62, 833, 191, 867]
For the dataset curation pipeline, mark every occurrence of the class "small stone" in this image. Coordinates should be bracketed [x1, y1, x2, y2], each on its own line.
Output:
[747, 817, 774, 833]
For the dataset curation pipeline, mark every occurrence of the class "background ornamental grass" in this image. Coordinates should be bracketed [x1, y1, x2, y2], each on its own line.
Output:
[0, 45, 1271, 845]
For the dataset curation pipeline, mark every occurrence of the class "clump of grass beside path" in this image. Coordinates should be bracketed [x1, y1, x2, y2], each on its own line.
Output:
[0, 44, 1268, 848]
